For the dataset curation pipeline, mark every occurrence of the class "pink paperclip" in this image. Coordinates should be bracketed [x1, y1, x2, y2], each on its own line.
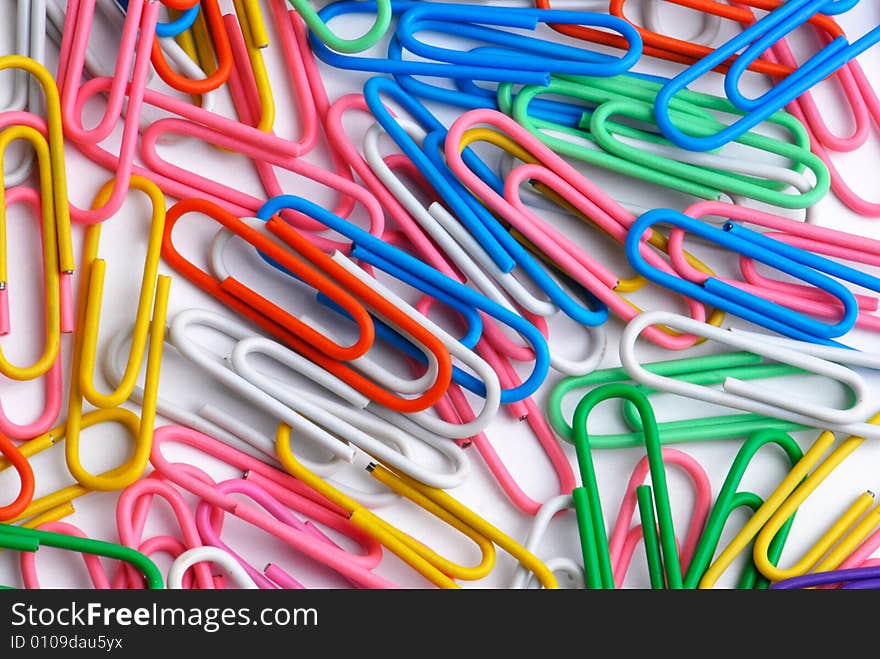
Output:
[607, 449, 712, 588]
[56, 0, 159, 224]
[151, 425, 395, 589]
[20, 522, 112, 589]
[196, 478, 367, 589]
[666, 201, 880, 331]
[0, 187, 63, 439]
[444, 109, 714, 349]
[112, 474, 215, 590]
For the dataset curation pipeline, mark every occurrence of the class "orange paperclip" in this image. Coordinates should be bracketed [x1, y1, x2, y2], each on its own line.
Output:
[162, 197, 453, 414]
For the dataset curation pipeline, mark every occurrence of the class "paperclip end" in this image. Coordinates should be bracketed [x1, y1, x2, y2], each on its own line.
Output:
[59, 272, 74, 333]
[365, 462, 377, 473]
[0, 286, 9, 336]
[868, 490, 876, 499]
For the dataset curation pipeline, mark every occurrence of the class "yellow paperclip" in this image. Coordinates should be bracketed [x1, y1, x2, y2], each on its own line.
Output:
[701, 413, 880, 587]
[459, 127, 725, 336]
[4, 408, 144, 526]
[0, 56, 74, 282]
[276, 424, 557, 589]
[64, 179, 170, 490]
[0, 125, 67, 381]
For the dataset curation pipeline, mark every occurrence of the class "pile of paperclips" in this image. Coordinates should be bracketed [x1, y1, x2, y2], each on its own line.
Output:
[0, 0, 880, 590]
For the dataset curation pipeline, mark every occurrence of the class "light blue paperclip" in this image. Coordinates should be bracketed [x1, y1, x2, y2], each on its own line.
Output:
[256, 195, 551, 403]
[654, 0, 873, 151]
[624, 208, 869, 344]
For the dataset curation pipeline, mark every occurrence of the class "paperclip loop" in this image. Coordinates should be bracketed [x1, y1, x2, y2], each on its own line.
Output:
[444, 110, 723, 349]
[311, 1, 640, 82]
[621, 311, 880, 437]
[113, 475, 215, 589]
[625, 209, 871, 343]
[684, 430, 803, 589]
[506, 73, 829, 212]
[3, 522, 163, 589]
[0, 186, 64, 441]
[570, 384, 685, 589]
[256, 194, 550, 402]
[151, 425, 397, 589]
[64, 179, 170, 491]
[1, 0, 46, 186]
[701, 412, 880, 588]
[548, 352, 810, 449]
[296, 0, 391, 53]
[509, 496, 583, 589]
[670, 201, 880, 332]
[56, 0, 159, 224]
[0, 56, 74, 329]
[653, 0, 876, 150]
[276, 423, 557, 589]
[168, 546, 260, 589]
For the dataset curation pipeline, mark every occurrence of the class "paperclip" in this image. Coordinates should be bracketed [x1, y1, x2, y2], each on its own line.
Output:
[548, 352, 809, 449]
[64, 182, 170, 491]
[701, 413, 880, 587]
[444, 110, 723, 348]
[296, 0, 391, 53]
[621, 311, 880, 436]
[20, 522, 112, 589]
[276, 423, 557, 589]
[168, 546, 259, 589]
[56, 0, 159, 224]
[653, 0, 877, 150]
[683, 429, 803, 589]
[0, 186, 64, 440]
[113, 476, 215, 590]
[311, 1, 639, 83]
[151, 425, 397, 589]
[256, 194, 550, 402]
[625, 209, 871, 342]
[507, 74, 829, 212]
[569, 384, 684, 588]
[196, 476, 375, 589]
[0, 523, 163, 589]
[671, 201, 880, 331]
[0, 57, 74, 334]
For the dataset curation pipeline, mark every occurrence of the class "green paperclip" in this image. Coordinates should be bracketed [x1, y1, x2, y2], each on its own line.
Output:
[0, 524, 163, 589]
[501, 73, 830, 210]
[572, 384, 682, 589]
[683, 429, 804, 589]
[548, 352, 815, 449]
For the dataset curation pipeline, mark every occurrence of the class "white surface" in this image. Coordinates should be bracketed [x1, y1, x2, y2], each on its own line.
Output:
[1, 0, 880, 588]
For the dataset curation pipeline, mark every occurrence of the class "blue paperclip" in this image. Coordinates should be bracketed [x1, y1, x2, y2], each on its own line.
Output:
[115, 0, 199, 38]
[422, 125, 608, 327]
[313, 1, 641, 84]
[654, 0, 874, 151]
[362, 77, 608, 327]
[395, 3, 642, 78]
[624, 209, 868, 344]
[256, 195, 551, 402]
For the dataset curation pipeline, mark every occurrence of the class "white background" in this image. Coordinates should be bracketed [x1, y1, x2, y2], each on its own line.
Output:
[0, 0, 879, 588]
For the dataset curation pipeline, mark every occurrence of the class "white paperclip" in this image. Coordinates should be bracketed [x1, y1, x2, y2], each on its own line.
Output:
[167, 546, 260, 590]
[509, 495, 584, 589]
[620, 311, 880, 435]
